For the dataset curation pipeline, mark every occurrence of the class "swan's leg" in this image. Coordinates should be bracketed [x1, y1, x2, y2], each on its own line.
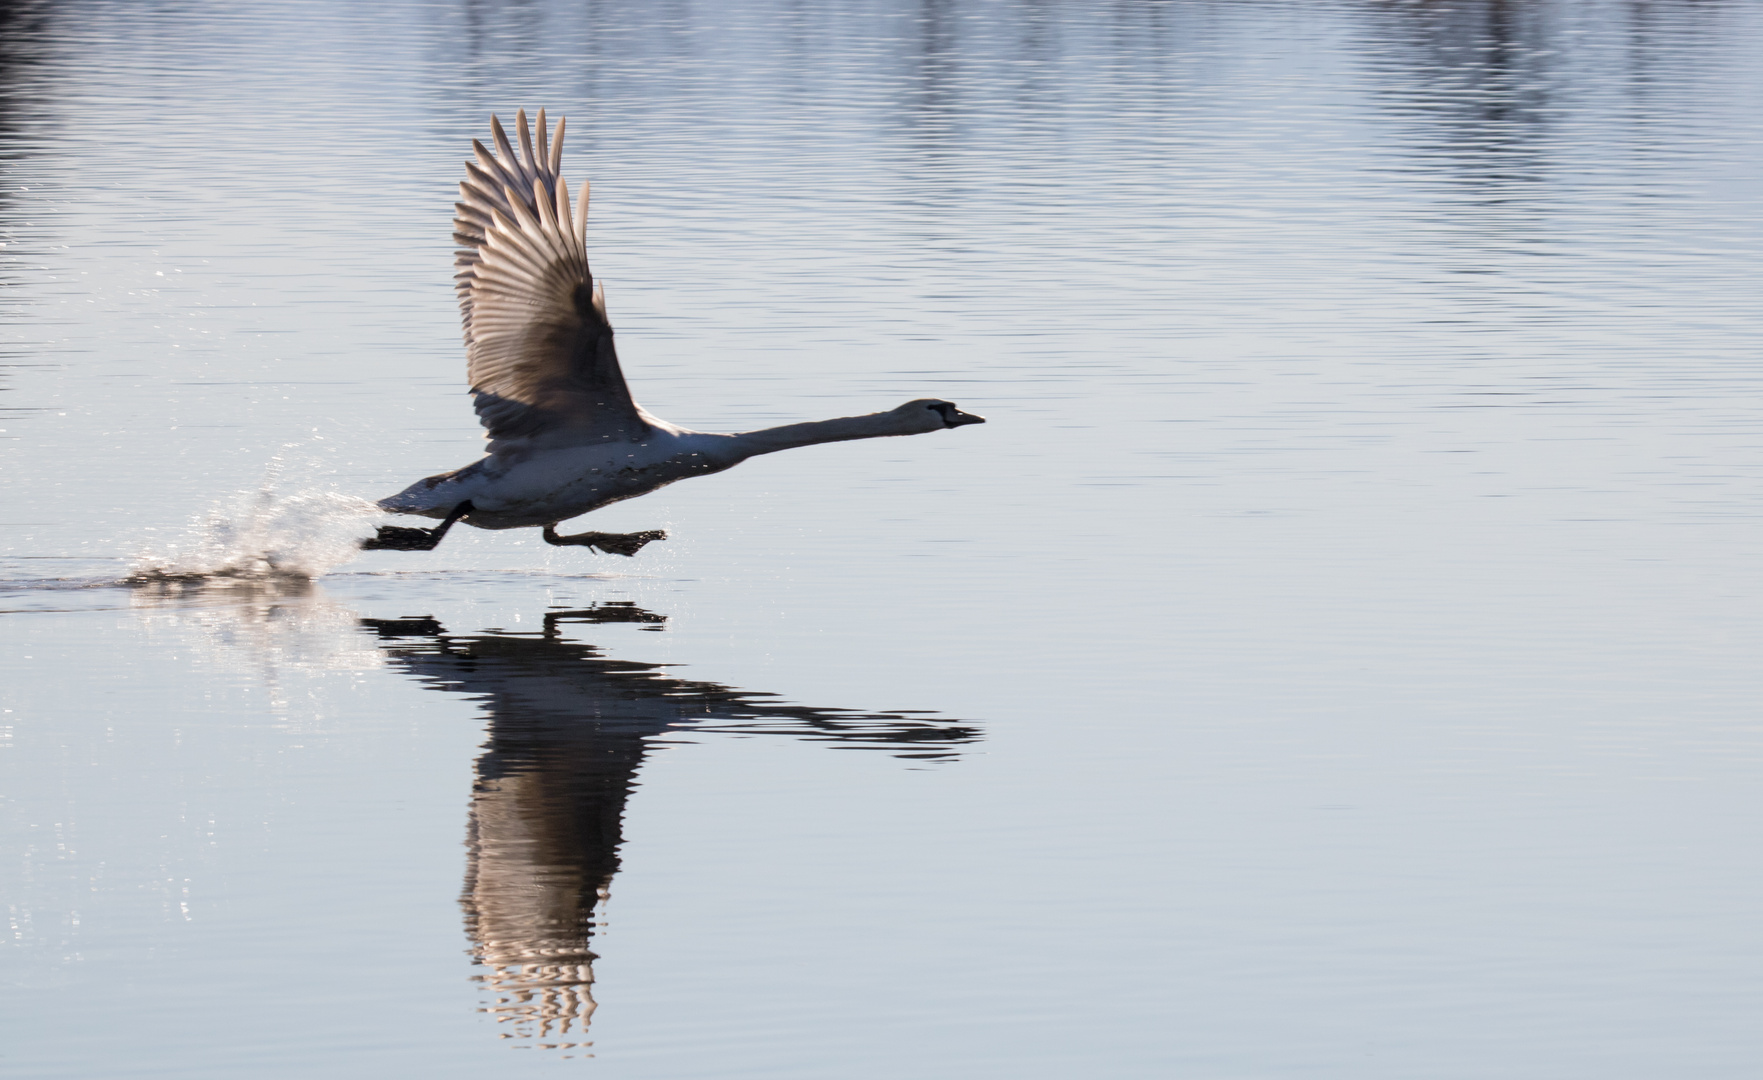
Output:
[541, 523, 667, 557]
[361, 501, 475, 552]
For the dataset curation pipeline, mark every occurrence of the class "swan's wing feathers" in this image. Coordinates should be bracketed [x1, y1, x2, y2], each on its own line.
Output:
[454, 110, 645, 447]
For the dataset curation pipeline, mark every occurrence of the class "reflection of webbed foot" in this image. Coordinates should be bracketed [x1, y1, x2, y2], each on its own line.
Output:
[542, 524, 667, 557]
[361, 501, 473, 552]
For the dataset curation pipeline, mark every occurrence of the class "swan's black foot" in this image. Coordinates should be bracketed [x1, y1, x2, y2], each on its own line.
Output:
[361, 501, 474, 552]
[361, 525, 445, 551]
[542, 524, 667, 557]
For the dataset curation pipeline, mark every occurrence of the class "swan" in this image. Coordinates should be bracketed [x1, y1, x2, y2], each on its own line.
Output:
[363, 109, 984, 555]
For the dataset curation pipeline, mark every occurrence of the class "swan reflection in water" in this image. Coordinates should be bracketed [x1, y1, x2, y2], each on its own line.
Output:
[360, 603, 981, 1051]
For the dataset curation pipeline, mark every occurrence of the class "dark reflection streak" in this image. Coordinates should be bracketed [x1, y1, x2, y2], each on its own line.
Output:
[1005, 0, 1070, 155]
[440, 0, 550, 126]
[896, 0, 961, 216]
[0, 0, 57, 419]
[0, 0, 53, 167]
[779, 0, 812, 104]
[1609, 1, 1735, 177]
[1353, 0, 1559, 215]
[433, 0, 653, 176]
[1347, 0, 1738, 280]
[361, 603, 978, 1048]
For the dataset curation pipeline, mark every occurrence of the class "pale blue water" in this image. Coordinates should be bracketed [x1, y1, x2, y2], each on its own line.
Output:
[4, 1, 1763, 1076]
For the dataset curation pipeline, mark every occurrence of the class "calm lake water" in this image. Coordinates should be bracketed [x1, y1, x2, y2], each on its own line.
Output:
[5, 0, 1763, 1075]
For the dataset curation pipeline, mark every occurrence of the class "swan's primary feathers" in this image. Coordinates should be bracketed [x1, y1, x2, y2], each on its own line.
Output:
[452, 110, 650, 451]
[373, 110, 983, 545]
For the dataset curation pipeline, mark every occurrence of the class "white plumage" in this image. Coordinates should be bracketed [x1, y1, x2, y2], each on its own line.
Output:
[365, 109, 983, 555]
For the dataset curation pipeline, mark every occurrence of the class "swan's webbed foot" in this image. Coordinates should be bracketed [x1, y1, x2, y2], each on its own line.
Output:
[542, 524, 667, 556]
[361, 501, 474, 552]
[361, 525, 444, 551]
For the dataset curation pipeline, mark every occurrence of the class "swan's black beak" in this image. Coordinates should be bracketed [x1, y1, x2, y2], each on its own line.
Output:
[941, 405, 986, 428]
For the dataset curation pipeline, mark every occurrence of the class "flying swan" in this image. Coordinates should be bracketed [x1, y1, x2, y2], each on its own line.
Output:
[364, 109, 984, 555]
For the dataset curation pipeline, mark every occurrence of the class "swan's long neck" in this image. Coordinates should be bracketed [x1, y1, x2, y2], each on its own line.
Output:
[727, 411, 914, 459]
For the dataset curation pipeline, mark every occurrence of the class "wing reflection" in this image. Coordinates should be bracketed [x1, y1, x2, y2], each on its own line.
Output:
[361, 604, 979, 1050]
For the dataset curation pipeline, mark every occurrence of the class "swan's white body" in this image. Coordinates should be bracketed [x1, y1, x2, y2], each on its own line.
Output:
[382, 420, 725, 529]
[381, 403, 958, 530]
[373, 110, 981, 545]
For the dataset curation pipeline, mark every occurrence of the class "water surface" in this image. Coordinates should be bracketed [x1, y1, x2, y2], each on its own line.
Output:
[4, 1, 1763, 1076]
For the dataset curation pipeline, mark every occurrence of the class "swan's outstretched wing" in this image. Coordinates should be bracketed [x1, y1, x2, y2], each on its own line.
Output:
[454, 109, 648, 448]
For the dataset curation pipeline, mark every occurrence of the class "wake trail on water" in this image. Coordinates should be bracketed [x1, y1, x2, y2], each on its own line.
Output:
[128, 485, 381, 584]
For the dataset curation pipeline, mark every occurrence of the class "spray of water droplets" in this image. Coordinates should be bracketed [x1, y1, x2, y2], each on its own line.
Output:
[129, 483, 381, 583]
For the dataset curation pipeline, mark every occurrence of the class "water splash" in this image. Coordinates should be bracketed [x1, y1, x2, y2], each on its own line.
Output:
[129, 485, 380, 583]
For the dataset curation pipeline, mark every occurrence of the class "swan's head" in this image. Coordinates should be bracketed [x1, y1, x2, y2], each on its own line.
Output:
[897, 398, 986, 432]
